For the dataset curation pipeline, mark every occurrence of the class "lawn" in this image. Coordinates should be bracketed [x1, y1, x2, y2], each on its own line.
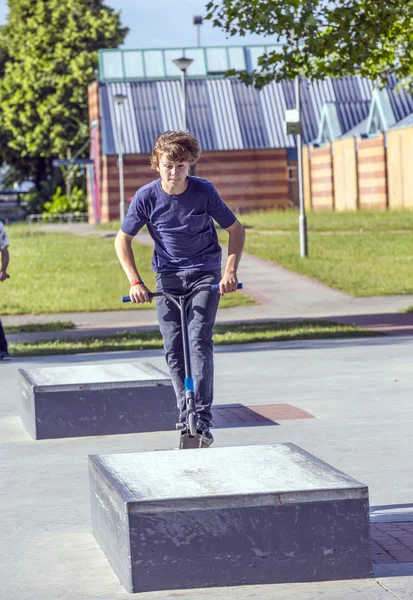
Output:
[215, 209, 413, 297]
[8, 320, 378, 357]
[6, 209, 413, 315]
[238, 208, 413, 232]
[4, 321, 75, 334]
[1, 227, 254, 315]
[242, 230, 413, 297]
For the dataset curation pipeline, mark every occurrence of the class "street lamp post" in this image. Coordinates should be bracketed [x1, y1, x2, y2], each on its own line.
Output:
[295, 76, 308, 257]
[193, 16, 203, 47]
[113, 93, 127, 221]
[172, 57, 194, 130]
[285, 77, 309, 257]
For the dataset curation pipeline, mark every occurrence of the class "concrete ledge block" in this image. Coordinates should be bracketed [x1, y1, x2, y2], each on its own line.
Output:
[88, 443, 372, 593]
[18, 361, 177, 439]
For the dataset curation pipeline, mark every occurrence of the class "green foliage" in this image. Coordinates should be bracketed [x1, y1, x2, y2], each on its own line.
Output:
[0, 26, 8, 79]
[206, 0, 413, 88]
[42, 186, 87, 215]
[0, 0, 128, 181]
[24, 179, 55, 214]
[69, 186, 87, 212]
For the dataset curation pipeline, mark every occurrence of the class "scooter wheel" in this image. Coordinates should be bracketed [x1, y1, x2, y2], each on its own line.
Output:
[188, 412, 197, 436]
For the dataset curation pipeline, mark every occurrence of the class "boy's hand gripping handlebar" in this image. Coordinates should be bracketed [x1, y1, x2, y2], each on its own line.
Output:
[121, 282, 243, 303]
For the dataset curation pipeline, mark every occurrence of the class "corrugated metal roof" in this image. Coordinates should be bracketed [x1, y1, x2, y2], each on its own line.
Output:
[336, 101, 370, 134]
[99, 76, 375, 155]
[314, 78, 413, 141]
[391, 113, 413, 130]
[206, 79, 244, 150]
[340, 118, 368, 139]
[313, 100, 371, 144]
[386, 75, 413, 122]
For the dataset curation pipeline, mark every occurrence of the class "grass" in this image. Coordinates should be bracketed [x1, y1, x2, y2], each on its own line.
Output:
[4, 321, 75, 334]
[238, 209, 413, 232]
[8, 209, 413, 312]
[95, 219, 121, 231]
[1, 227, 254, 314]
[8, 320, 378, 357]
[215, 209, 413, 297]
[241, 230, 413, 297]
[96, 208, 413, 233]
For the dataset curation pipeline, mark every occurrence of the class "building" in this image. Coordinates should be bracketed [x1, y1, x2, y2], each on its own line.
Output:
[88, 45, 381, 222]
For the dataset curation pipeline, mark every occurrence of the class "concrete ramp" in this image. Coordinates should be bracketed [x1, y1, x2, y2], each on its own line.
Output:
[18, 361, 177, 439]
[88, 443, 372, 593]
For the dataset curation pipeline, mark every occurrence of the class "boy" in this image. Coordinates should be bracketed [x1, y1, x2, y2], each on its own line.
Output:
[0, 220, 10, 361]
[115, 130, 245, 446]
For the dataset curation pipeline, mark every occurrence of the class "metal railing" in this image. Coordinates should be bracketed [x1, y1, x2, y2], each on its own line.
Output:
[26, 212, 88, 224]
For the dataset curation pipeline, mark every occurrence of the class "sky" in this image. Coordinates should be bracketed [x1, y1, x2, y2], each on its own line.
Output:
[0, 0, 280, 49]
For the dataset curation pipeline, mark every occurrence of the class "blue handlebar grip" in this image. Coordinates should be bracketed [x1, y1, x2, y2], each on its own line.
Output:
[122, 293, 153, 302]
[211, 283, 243, 292]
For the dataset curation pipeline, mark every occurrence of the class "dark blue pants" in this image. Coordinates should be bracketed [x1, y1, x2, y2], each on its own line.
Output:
[0, 320, 7, 353]
[155, 270, 221, 426]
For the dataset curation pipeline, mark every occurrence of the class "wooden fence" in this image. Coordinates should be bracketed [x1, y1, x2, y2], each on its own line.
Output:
[304, 128, 413, 211]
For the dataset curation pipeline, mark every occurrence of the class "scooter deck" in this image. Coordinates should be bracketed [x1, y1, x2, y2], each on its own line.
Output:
[179, 432, 203, 449]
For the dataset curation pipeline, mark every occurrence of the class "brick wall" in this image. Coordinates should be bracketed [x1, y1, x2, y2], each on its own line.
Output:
[196, 149, 290, 213]
[99, 148, 291, 221]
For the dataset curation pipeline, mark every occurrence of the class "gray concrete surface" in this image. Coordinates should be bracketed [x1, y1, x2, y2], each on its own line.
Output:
[90, 444, 371, 592]
[2, 223, 413, 597]
[2, 336, 413, 598]
[18, 362, 177, 440]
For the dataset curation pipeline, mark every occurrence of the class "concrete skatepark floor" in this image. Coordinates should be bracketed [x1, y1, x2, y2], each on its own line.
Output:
[2, 336, 413, 599]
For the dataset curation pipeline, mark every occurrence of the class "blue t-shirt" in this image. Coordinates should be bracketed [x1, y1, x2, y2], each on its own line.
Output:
[121, 176, 236, 273]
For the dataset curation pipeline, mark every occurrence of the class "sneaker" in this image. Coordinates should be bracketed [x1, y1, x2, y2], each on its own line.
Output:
[0, 351, 11, 361]
[197, 421, 214, 447]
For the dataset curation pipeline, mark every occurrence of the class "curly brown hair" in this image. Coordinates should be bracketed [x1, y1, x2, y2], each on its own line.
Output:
[150, 130, 201, 169]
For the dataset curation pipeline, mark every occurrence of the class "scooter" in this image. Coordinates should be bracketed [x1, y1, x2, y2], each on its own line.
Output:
[122, 282, 243, 448]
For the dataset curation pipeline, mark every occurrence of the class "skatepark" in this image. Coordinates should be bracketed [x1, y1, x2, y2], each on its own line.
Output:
[2, 320, 413, 598]
[3, 0, 413, 596]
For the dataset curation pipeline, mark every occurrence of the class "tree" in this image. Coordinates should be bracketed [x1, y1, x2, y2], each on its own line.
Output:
[0, 28, 8, 79]
[0, 0, 128, 196]
[205, 0, 413, 88]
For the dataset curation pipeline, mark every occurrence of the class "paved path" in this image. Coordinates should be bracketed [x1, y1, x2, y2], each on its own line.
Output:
[4, 223, 413, 340]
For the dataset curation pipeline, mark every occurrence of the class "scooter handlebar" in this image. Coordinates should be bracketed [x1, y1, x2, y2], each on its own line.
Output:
[122, 293, 156, 303]
[211, 283, 243, 292]
[122, 282, 243, 303]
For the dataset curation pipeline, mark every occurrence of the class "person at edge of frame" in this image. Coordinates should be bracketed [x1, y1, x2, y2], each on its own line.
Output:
[115, 130, 246, 447]
[0, 219, 11, 361]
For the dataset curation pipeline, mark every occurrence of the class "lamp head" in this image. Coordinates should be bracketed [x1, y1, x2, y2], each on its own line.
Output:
[113, 93, 127, 105]
[172, 57, 194, 72]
